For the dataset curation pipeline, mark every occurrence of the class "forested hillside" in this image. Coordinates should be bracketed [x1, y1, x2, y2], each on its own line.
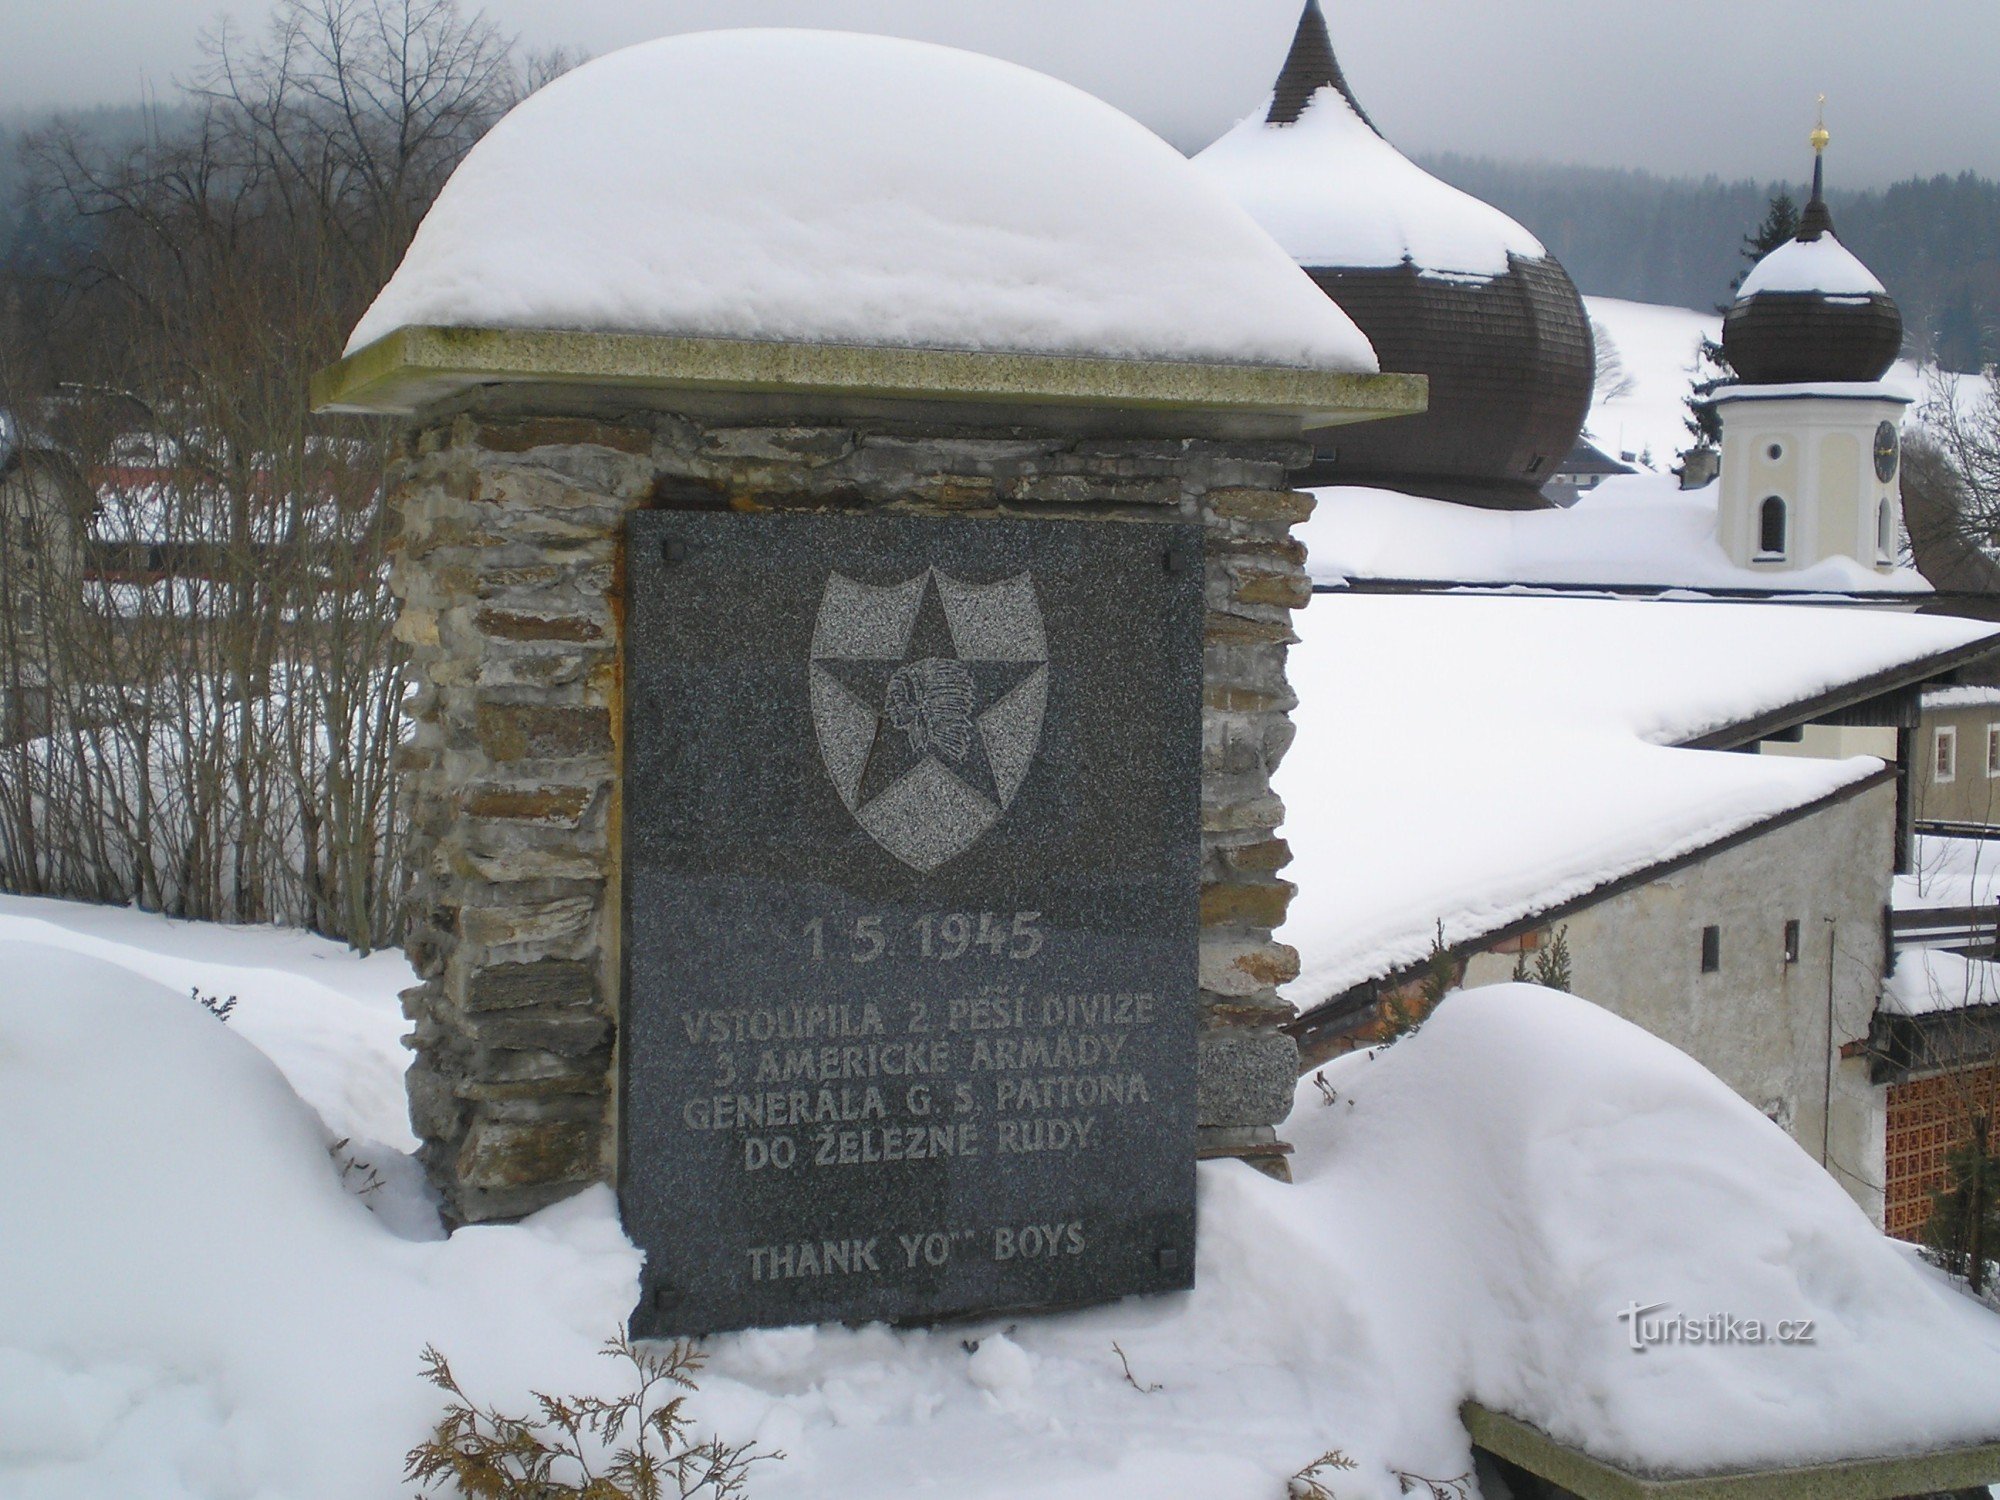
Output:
[0, 105, 191, 275]
[5, 111, 1996, 371]
[1423, 154, 2000, 372]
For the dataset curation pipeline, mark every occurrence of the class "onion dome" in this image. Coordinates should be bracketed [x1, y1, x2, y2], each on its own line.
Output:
[1721, 130, 1902, 385]
[1194, 0, 1593, 509]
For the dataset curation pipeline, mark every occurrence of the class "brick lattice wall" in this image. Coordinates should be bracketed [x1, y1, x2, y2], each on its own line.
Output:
[1884, 1063, 2000, 1241]
[387, 407, 1319, 1223]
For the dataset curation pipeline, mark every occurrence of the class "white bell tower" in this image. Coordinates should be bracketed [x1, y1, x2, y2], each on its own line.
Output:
[1712, 114, 1908, 575]
[1714, 388, 1908, 573]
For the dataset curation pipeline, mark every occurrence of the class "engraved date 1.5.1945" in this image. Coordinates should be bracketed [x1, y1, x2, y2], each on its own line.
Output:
[802, 911, 1043, 964]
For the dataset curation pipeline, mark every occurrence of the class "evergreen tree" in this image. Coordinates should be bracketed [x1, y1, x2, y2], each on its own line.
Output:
[1924, 1111, 1999, 1296]
[1682, 338, 1730, 453]
[1732, 192, 1800, 294]
[1531, 926, 1574, 993]
[1683, 191, 1804, 454]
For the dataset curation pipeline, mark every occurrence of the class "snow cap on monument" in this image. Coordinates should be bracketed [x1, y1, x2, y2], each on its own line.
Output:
[345, 29, 1377, 372]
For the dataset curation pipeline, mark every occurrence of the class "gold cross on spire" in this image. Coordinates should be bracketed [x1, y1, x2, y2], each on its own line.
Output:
[1811, 95, 1830, 155]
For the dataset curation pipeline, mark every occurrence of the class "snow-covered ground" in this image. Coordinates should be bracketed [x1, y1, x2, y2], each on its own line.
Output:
[1278, 594, 1996, 1003]
[7, 896, 2000, 1499]
[1582, 296, 1718, 470]
[1897, 834, 2000, 913]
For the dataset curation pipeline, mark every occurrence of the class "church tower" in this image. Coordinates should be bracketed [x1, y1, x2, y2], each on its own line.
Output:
[1714, 117, 1908, 574]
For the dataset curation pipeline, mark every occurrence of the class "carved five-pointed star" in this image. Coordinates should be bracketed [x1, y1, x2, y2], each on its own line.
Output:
[815, 572, 1041, 810]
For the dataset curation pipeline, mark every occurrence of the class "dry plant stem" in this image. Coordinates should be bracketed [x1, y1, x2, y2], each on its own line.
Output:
[1111, 1341, 1162, 1394]
[1289, 1448, 1359, 1500]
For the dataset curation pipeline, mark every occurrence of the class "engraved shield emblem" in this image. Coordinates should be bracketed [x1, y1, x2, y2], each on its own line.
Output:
[809, 567, 1048, 872]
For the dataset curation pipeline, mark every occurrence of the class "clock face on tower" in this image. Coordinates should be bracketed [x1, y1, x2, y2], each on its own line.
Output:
[1874, 421, 1900, 483]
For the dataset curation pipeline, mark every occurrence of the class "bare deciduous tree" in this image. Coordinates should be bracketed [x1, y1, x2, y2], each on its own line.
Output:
[0, 0, 550, 949]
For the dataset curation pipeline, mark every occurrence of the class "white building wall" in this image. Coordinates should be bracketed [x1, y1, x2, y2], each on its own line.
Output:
[1462, 781, 1894, 1222]
[1911, 702, 2000, 828]
[1715, 392, 1907, 573]
[1760, 724, 1898, 761]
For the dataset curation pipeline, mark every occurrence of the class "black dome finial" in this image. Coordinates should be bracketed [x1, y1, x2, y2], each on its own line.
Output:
[1267, 0, 1378, 133]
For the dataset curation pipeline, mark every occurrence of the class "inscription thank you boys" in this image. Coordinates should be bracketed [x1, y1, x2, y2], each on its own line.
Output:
[622, 512, 1202, 1335]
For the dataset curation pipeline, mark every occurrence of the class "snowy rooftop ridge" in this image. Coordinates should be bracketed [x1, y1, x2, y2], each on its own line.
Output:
[1193, 79, 1544, 279]
[1712, 377, 1916, 405]
[1279, 594, 1998, 1004]
[1300, 479, 1932, 595]
[1736, 233, 1887, 300]
[345, 30, 1376, 373]
[1922, 685, 2000, 710]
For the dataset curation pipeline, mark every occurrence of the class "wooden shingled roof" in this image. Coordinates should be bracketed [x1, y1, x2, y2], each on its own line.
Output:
[1266, 0, 1378, 132]
[1249, 0, 1594, 508]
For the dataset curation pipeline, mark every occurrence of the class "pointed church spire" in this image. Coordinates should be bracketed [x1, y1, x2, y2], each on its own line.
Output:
[1266, 0, 1379, 133]
[1798, 96, 1836, 241]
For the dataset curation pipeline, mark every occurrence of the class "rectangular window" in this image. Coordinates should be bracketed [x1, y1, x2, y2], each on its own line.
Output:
[1783, 919, 1801, 964]
[1937, 726, 1958, 783]
[1701, 925, 1721, 973]
[1986, 724, 1999, 778]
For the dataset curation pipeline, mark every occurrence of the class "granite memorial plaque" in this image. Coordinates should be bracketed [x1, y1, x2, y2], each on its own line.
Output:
[621, 511, 1202, 1336]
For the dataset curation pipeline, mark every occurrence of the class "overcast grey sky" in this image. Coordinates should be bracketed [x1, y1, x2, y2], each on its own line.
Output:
[5, 0, 1996, 187]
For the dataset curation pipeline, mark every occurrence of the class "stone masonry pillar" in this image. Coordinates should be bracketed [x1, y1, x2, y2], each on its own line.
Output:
[316, 329, 1423, 1221]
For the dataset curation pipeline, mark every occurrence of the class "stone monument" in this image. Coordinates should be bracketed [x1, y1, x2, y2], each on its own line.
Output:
[312, 29, 1423, 1334]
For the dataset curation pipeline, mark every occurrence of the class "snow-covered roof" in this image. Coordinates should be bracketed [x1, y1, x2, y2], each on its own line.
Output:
[1736, 233, 1887, 300]
[8, 898, 2000, 1496]
[1300, 477, 1932, 594]
[1279, 594, 1999, 1002]
[1883, 947, 2000, 1019]
[1712, 377, 1915, 405]
[347, 30, 1376, 372]
[1922, 685, 2000, 711]
[1191, 78, 1543, 280]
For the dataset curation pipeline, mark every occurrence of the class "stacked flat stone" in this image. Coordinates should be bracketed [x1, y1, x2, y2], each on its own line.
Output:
[389, 407, 1319, 1221]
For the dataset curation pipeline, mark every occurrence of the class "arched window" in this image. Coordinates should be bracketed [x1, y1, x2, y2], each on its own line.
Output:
[1877, 498, 1894, 559]
[1758, 495, 1787, 558]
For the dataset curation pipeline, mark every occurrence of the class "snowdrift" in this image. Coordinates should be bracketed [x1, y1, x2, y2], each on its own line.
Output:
[3, 905, 1998, 1499]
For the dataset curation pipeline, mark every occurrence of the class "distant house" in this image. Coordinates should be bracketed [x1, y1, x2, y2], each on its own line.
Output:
[81, 431, 370, 627]
[1540, 436, 1634, 508]
[1912, 686, 2000, 837]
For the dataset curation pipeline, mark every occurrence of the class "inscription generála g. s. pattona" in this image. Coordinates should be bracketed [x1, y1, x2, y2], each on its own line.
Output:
[621, 512, 1202, 1337]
